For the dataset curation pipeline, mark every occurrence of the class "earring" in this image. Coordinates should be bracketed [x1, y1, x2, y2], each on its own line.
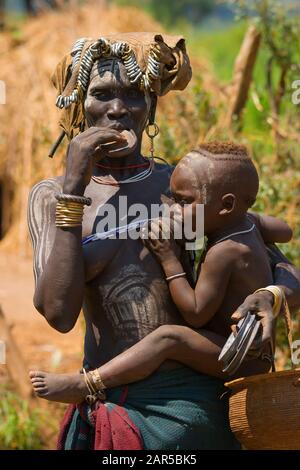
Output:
[145, 122, 159, 159]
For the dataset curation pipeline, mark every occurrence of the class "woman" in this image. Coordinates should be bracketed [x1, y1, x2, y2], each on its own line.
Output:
[28, 32, 300, 450]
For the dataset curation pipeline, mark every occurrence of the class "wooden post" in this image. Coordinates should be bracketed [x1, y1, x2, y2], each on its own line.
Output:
[0, 305, 33, 400]
[223, 25, 261, 128]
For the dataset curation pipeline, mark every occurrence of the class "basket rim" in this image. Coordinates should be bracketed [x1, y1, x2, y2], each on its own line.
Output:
[225, 368, 300, 390]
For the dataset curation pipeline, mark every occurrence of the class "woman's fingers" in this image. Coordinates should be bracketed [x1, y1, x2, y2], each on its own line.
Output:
[231, 291, 276, 354]
[93, 134, 126, 154]
[77, 127, 127, 155]
[257, 310, 274, 346]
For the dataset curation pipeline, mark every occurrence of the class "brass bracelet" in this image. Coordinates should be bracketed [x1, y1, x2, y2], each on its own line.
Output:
[55, 200, 84, 227]
[89, 369, 106, 391]
[83, 369, 106, 404]
[253, 285, 284, 318]
[55, 193, 92, 206]
[83, 369, 95, 395]
[83, 369, 101, 405]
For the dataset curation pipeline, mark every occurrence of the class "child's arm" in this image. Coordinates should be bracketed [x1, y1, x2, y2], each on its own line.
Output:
[141, 220, 235, 328]
[161, 243, 235, 328]
[248, 212, 293, 244]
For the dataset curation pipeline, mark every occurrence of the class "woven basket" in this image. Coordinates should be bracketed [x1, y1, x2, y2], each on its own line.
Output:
[225, 368, 300, 449]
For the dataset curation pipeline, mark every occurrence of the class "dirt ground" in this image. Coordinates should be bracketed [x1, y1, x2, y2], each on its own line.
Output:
[0, 249, 84, 448]
[0, 249, 83, 372]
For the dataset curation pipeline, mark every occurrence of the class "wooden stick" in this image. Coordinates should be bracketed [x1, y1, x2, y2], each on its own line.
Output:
[223, 25, 261, 128]
[48, 130, 65, 158]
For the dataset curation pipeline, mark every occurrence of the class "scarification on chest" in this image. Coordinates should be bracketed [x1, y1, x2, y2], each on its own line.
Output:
[98, 264, 171, 339]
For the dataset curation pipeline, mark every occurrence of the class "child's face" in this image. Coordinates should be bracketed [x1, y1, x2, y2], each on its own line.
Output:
[170, 162, 220, 236]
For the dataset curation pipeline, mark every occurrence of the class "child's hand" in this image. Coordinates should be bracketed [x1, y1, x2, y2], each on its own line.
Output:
[140, 218, 181, 263]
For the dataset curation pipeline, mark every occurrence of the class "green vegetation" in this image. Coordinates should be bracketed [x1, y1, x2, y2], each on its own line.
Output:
[0, 386, 45, 449]
[0, 382, 68, 450]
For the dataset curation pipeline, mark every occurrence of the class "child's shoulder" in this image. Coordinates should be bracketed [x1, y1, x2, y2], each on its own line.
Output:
[205, 238, 250, 266]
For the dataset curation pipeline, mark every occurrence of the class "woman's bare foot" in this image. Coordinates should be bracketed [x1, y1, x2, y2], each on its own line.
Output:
[29, 370, 88, 404]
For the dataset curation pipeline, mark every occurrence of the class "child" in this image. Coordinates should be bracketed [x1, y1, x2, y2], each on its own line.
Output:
[30, 141, 292, 404]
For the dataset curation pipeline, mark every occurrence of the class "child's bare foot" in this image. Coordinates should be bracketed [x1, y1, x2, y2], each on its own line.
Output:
[29, 370, 88, 404]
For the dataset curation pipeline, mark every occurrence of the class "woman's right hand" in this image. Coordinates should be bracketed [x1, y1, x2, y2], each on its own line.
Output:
[63, 127, 127, 195]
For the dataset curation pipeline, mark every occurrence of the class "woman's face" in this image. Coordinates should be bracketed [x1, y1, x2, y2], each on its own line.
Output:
[170, 158, 220, 236]
[84, 59, 150, 149]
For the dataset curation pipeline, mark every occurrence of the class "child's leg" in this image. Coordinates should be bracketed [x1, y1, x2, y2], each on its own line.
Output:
[97, 324, 271, 386]
[29, 325, 271, 403]
[30, 325, 227, 403]
[97, 324, 227, 387]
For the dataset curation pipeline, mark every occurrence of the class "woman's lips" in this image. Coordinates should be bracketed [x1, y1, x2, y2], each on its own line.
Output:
[107, 122, 131, 132]
[106, 129, 138, 156]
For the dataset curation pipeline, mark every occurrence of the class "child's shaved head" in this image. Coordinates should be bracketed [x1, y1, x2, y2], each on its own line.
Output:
[178, 141, 259, 209]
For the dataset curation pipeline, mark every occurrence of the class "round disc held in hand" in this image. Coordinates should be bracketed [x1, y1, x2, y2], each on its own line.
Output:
[106, 129, 138, 157]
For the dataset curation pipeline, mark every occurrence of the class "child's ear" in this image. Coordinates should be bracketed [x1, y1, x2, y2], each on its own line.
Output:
[219, 193, 236, 215]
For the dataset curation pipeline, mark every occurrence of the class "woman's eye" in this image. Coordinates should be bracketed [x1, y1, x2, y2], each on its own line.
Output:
[94, 91, 109, 100]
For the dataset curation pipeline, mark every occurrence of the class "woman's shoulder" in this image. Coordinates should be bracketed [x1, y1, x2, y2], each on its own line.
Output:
[30, 175, 64, 194]
[28, 176, 64, 214]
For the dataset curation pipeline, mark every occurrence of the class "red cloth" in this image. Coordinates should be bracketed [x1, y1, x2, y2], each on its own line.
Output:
[93, 402, 143, 450]
[57, 390, 143, 450]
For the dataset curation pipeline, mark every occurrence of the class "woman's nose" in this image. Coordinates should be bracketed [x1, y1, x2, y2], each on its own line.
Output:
[107, 99, 128, 120]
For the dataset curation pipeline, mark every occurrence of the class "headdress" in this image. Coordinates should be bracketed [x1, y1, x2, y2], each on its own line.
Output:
[49, 32, 192, 154]
[52, 33, 192, 139]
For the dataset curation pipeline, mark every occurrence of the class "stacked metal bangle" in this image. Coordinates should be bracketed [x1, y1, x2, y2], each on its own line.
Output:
[55, 193, 92, 228]
[55, 200, 84, 227]
[55, 193, 92, 206]
[83, 368, 106, 405]
[89, 369, 106, 394]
